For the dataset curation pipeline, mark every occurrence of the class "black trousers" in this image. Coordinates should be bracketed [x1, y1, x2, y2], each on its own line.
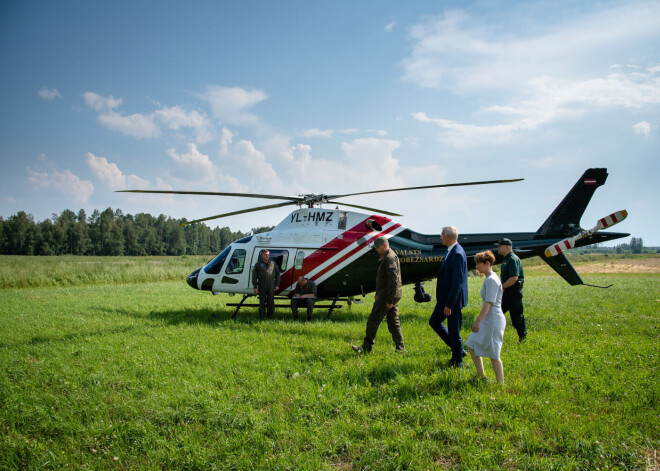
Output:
[258, 287, 275, 319]
[429, 303, 463, 365]
[291, 298, 315, 320]
[502, 289, 526, 339]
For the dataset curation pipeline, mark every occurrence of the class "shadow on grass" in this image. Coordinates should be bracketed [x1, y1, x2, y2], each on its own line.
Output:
[105, 302, 371, 325]
[0, 325, 138, 349]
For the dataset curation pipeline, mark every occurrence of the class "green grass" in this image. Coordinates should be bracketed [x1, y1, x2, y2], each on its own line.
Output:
[0, 258, 658, 470]
[0, 255, 211, 289]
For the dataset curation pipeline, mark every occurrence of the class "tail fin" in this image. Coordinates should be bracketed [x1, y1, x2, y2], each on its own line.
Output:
[536, 168, 608, 238]
[539, 252, 583, 285]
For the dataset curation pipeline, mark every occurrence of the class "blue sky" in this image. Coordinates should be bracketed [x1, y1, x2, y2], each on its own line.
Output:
[1, 0, 658, 245]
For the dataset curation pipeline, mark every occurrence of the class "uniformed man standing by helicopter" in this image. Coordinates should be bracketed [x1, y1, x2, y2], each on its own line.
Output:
[498, 238, 527, 341]
[352, 236, 406, 354]
[253, 249, 281, 320]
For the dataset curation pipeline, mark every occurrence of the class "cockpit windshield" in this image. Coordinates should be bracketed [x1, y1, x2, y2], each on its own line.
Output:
[204, 246, 231, 275]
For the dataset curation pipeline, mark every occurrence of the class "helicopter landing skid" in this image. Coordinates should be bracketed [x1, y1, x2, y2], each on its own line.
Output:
[227, 294, 348, 320]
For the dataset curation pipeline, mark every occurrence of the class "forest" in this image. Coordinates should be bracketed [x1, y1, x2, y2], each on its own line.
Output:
[0, 208, 273, 256]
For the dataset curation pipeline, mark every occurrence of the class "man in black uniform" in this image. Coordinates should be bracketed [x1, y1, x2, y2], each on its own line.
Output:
[498, 238, 526, 341]
[252, 249, 281, 320]
[291, 275, 317, 321]
[352, 236, 406, 353]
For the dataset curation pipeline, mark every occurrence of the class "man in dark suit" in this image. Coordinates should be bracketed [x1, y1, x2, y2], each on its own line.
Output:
[429, 226, 468, 367]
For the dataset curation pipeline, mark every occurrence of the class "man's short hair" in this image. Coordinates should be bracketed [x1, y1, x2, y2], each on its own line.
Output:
[373, 236, 388, 248]
[441, 226, 459, 239]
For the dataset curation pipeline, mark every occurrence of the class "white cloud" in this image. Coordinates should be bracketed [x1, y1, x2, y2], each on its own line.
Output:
[201, 85, 267, 127]
[403, 3, 660, 93]
[85, 152, 149, 190]
[38, 87, 62, 101]
[84, 92, 160, 139]
[154, 106, 213, 143]
[230, 140, 282, 190]
[97, 111, 161, 139]
[404, 4, 660, 147]
[300, 128, 358, 138]
[385, 22, 396, 32]
[414, 65, 660, 147]
[632, 121, 652, 136]
[340, 138, 402, 187]
[83, 92, 122, 111]
[167, 143, 215, 175]
[26, 167, 94, 203]
[219, 127, 234, 154]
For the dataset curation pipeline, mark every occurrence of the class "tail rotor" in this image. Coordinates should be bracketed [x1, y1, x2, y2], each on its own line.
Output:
[544, 210, 628, 258]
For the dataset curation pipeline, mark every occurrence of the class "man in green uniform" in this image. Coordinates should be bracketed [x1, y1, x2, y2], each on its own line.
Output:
[291, 275, 317, 321]
[498, 238, 526, 341]
[352, 236, 406, 353]
[252, 249, 281, 320]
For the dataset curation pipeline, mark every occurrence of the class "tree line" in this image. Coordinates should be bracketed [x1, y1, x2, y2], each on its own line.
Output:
[0, 209, 274, 256]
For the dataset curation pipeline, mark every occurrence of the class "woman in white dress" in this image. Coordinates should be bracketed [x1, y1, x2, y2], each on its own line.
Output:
[465, 250, 506, 383]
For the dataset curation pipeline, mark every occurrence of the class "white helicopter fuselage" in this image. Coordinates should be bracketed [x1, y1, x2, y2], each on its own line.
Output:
[187, 208, 407, 297]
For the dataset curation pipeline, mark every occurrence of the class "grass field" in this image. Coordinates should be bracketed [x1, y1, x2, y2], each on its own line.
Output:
[0, 255, 658, 470]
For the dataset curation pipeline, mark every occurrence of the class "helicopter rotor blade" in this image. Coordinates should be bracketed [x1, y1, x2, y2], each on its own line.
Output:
[332, 201, 403, 217]
[544, 209, 628, 257]
[117, 189, 303, 203]
[181, 201, 297, 226]
[596, 209, 628, 231]
[326, 178, 524, 200]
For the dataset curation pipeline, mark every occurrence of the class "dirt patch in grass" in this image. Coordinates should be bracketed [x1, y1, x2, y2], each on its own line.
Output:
[527, 257, 660, 274]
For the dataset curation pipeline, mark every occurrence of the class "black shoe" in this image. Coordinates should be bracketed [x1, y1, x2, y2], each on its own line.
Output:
[462, 351, 467, 358]
[448, 358, 463, 368]
[395, 346, 407, 354]
[307, 316, 312, 322]
[519, 334, 527, 342]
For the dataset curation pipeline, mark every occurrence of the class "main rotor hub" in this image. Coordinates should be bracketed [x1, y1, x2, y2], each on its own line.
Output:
[300, 193, 328, 208]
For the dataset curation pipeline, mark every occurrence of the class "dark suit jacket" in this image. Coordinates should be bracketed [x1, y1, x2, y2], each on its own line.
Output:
[435, 243, 468, 310]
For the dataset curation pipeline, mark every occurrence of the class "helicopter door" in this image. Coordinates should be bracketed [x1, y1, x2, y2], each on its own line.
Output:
[251, 248, 292, 292]
[217, 247, 249, 289]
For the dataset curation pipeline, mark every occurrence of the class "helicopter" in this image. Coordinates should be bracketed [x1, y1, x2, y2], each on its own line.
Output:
[119, 168, 628, 317]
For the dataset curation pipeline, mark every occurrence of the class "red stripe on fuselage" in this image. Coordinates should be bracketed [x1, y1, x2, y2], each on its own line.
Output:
[310, 223, 402, 282]
[277, 215, 393, 291]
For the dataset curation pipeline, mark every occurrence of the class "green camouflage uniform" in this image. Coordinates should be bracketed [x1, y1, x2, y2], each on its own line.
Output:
[362, 248, 405, 351]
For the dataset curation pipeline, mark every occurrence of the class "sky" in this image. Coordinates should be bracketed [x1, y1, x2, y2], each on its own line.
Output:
[1, 0, 658, 245]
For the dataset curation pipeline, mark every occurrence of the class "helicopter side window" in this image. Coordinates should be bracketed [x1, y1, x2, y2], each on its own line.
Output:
[263, 249, 289, 272]
[204, 246, 231, 275]
[294, 250, 304, 270]
[338, 211, 347, 230]
[225, 249, 246, 275]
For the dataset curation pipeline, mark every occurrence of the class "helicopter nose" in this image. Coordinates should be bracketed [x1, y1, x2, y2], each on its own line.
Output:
[187, 268, 201, 289]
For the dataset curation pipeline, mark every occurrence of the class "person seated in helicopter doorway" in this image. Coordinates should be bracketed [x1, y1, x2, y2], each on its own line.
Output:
[291, 275, 317, 321]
